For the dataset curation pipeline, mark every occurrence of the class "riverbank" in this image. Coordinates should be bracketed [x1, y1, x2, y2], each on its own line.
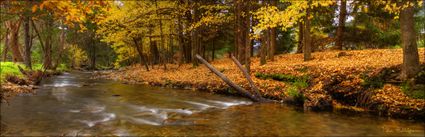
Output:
[0, 62, 68, 102]
[99, 48, 425, 121]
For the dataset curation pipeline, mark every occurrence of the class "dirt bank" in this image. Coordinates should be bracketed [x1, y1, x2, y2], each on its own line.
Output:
[102, 49, 423, 120]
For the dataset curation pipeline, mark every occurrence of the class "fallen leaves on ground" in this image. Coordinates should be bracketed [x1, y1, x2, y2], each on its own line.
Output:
[101, 48, 425, 119]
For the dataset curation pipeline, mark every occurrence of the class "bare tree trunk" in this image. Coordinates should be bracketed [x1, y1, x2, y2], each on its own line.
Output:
[23, 16, 32, 69]
[269, 28, 276, 61]
[235, 0, 246, 64]
[231, 56, 261, 98]
[133, 37, 149, 71]
[42, 19, 53, 70]
[177, 17, 185, 65]
[191, 29, 199, 66]
[297, 22, 303, 53]
[303, 2, 312, 61]
[244, 0, 251, 72]
[184, 7, 192, 63]
[268, 0, 277, 61]
[234, 0, 239, 60]
[154, 0, 167, 70]
[260, 31, 268, 65]
[2, 27, 9, 61]
[212, 40, 215, 61]
[191, 8, 200, 66]
[400, 3, 420, 80]
[334, 0, 346, 50]
[53, 28, 65, 70]
[195, 54, 264, 102]
[6, 20, 24, 62]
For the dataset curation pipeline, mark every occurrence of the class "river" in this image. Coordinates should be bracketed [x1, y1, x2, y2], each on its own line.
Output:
[1, 72, 423, 136]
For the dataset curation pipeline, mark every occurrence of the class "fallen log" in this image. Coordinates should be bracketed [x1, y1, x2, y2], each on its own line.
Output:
[230, 55, 262, 98]
[195, 54, 266, 102]
[17, 65, 44, 85]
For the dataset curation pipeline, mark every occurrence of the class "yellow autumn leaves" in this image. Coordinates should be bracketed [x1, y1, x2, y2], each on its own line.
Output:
[253, 0, 335, 35]
[31, 1, 110, 31]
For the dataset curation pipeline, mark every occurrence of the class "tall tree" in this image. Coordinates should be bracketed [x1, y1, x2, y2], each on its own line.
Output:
[253, 0, 335, 61]
[303, 0, 312, 61]
[268, 0, 277, 61]
[334, 0, 347, 50]
[5, 20, 23, 62]
[400, 2, 420, 80]
[297, 21, 303, 53]
[23, 1, 33, 69]
[23, 15, 32, 69]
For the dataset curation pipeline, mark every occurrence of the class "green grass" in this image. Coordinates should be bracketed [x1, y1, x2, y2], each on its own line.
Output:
[255, 73, 298, 82]
[0, 62, 69, 82]
[287, 85, 306, 103]
[0, 62, 25, 80]
[401, 82, 425, 99]
[255, 72, 309, 102]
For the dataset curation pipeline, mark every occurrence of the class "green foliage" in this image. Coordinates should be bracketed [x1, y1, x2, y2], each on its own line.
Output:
[255, 72, 308, 102]
[400, 82, 411, 93]
[361, 73, 385, 89]
[0, 62, 25, 80]
[401, 83, 425, 99]
[0, 62, 69, 82]
[293, 78, 309, 89]
[56, 64, 70, 72]
[255, 73, 297, 82]
[276, 29, 296, 53]
[255, 73, 309, 86]
[287, 86, 306, 103]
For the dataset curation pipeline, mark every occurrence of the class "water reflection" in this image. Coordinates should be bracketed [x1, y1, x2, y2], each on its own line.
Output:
[1, 72, 424, 136]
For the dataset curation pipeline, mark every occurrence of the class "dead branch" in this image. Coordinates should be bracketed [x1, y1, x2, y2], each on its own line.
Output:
[230, 55, 262, 98]
[196, 54, 265, 102]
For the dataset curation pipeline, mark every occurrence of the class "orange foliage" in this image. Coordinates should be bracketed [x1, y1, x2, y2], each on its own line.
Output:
[104, 48, 425, 117]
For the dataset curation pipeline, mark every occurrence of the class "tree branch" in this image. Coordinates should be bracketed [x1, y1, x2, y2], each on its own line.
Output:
[196, 54, 263, 102]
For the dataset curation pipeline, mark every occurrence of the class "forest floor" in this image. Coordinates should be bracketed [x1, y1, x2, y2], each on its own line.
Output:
[101, 48, 425, 120]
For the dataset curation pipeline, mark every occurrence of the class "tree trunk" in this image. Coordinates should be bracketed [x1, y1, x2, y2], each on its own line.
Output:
[53, 28, 66, 70]
[184, 8, 192, 63]
[260, 30, 268, 65]
[24, 16, 32, 69]
[195, 54, 264, 102]
[191, 29, 199, 66]
[235, 0, 250, 65]
[234, 0, 245, 64]
[177, 17, 185, 65]
[6, 20, 24, 62]
[297, 22, 303, 53]
[212, 39, 215, 61]
[231, 55, 261, 98]
[244, 0, 251, 72]
[2, 27, 9, 61]
[269, 28, 276, 61]
[43, 37, 52, 69]
[133, 38, 149, 71]
[150, 41, 160, 65]
[154, 0, 167, 70]
[334, 0, 346, 50]
[400, 3, 420, 80]
[90, 40, 96, 70]
[303, 3, 312, 61]
[191, 8, 200, 66]
[268, 0, 277, 61]
[42, 19, 53, 70]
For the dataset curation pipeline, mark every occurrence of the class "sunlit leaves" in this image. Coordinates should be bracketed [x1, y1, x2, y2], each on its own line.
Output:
[31, 0, 111, 30]
[253, 0, 335, 36]
[95, 1, 181, 66]
[374, 0, 423, 19]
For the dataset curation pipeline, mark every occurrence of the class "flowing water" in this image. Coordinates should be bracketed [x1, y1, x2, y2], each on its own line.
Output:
[1, 72, 424, 136]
